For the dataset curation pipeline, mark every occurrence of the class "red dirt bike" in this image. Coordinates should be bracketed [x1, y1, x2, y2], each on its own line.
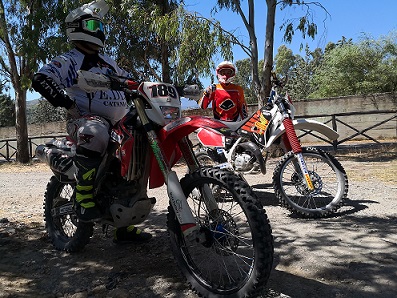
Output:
[195, 73, 349, 218]
[35, 70, 273, 297]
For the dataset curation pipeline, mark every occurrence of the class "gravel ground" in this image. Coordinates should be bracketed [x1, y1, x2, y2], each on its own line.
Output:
[0, 146, 396, 298]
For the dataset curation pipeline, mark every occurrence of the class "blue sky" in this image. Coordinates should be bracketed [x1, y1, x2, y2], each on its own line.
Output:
[26, 0, 396, 103]
[188, 0, 397, 65]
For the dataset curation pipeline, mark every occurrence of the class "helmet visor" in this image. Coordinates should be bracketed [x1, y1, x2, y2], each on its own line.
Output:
[83, 19, 104, 32]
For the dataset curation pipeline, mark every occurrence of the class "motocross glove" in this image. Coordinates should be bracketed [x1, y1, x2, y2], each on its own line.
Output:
[32, 73, 74, 109]
[67, 102, 82, 119]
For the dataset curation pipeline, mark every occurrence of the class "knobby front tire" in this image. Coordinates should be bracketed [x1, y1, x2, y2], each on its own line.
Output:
[273, 147, 349, 218]
[167, 167, 274, 298]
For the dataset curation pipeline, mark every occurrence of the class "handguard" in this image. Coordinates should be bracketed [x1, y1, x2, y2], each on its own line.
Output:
[76, 70, 139, 92]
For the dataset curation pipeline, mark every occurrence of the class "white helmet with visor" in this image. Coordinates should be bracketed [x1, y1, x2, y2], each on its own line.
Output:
[216, 61, 236, 84]
[65, 0, 109, 48]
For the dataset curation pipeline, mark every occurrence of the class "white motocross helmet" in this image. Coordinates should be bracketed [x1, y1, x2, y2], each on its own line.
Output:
[65, 0, 109, 48]
[216, 61, 236, 84]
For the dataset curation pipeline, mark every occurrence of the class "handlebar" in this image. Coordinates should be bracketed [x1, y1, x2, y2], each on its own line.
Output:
[75, 70, 200, 99]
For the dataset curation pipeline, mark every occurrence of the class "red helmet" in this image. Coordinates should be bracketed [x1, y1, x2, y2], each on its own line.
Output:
[216, 61, 236, 84]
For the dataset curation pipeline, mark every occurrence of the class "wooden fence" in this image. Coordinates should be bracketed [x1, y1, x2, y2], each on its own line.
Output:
[0, 110, 396, 162]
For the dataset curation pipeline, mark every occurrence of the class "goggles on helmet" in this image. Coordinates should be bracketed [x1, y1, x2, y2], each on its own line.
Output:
[83, 19, 104, 32]
[218, 68, 234, 76]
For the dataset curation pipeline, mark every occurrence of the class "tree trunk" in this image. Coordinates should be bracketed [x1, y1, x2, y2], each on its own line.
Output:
[15, 89, 29, 163]
[159, 0, 171, 83]
[246, 0, 261, 107]
[262, 0, 277, 100]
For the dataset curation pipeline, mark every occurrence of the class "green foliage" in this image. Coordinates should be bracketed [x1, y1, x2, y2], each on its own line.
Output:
[0, 93, 15, 127]
[274, 45, 295, 77]
[0, 0, 72, 89]
[30, 99, 67, 124]
[279, 0, 324, 46]
[234, 58, 263, 104]
[105, 1, 233, 86]
[311, 32, 397, 98]
[268, 32, 397, 100]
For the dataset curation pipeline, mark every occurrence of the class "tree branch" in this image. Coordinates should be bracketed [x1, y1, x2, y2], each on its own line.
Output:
[189, 12, 252, 57]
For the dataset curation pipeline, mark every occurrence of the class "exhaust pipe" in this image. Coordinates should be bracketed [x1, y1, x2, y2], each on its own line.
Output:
[35, 144, 76, 180]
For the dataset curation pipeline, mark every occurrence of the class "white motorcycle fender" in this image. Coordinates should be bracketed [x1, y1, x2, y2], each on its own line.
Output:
[266, 118, 339, 148]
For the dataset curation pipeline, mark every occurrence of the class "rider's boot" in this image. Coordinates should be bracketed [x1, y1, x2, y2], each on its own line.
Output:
[113, 225, 152, 244]
[74, 151, 102, 222]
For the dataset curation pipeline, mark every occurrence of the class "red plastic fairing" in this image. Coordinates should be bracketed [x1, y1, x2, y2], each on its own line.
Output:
[148, 116, 232, 188]
[196, 128, 225, 147]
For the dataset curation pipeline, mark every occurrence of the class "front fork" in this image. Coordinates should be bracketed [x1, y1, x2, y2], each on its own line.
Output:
[133, 97, 218, 238]
[282, 118, 315, 191]
[178, 137, 219, 211]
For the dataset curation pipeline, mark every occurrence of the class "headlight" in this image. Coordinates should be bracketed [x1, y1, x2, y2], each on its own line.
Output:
[160, 106, 180, 121]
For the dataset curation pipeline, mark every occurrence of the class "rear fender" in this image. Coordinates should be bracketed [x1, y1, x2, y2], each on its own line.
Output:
[266, 118, 339, 149]
[149, 116, 236, 188]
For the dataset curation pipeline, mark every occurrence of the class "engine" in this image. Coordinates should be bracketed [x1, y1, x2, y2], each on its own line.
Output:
[233, 152, 256, 172]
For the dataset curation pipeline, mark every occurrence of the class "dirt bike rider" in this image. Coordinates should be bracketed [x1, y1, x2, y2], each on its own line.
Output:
[198, 61, 248, 121]
[31, 0, 151, 243]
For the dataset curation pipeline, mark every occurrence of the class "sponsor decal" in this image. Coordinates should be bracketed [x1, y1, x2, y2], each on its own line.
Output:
[255, 114, 269, 132]
[297, 153, 314, 190]
[52, 60, 62, 68]
[219, 99, 235, 111]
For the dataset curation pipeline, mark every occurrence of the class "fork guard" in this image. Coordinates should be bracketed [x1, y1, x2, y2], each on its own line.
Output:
[266, 118, 339, 149]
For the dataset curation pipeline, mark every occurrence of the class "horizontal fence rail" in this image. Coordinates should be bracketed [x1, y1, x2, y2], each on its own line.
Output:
[295, 110, 396, 150]
[0, 110, 396, 162]
[0, 135, 66, 162]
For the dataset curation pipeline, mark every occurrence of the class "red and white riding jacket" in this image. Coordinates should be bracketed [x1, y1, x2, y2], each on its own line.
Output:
[198, 83, 248, 121]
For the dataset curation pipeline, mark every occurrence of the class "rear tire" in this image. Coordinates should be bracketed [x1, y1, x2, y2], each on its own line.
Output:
[195, 151, 217, 167]
[167, 167, 273, 297]
[44, 176, 93, 252]
[273, 147, 349, 218]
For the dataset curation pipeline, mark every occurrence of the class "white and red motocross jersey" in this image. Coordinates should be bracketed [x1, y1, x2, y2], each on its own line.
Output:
[37, 48, 130, 125]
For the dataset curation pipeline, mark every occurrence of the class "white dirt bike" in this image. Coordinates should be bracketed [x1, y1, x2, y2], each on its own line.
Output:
[195, 73, 349, 218]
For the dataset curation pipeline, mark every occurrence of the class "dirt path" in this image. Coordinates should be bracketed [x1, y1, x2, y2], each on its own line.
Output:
[0, 148, 396, 298]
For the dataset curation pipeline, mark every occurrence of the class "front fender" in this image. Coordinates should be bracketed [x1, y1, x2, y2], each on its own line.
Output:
[162, 115, 236, 141]
[149, 116, 235, 188]
[266, 118, 339, 148]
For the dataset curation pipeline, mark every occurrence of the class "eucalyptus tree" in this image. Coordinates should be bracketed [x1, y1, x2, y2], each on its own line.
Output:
[214, 0, 328, 105]
[106, 0, 234, 86]
[0, 0, 72, 163]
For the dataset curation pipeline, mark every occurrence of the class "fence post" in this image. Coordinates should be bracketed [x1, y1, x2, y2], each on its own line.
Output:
[29, 138, 33, 160]
[6, 140, 10, 161]
[332, 115, 338, 151]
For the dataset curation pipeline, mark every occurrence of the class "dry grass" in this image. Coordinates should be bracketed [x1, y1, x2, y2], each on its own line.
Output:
[0, 161, 50, 173]
[334, 143, 397, 184]
[1, 143, 396, 184]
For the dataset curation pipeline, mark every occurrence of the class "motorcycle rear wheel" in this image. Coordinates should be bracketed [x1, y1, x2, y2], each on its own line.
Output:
[44, 176, 93, 252]
[167, 167, 273, 297]
[195, 151, 217, 167]
[273, 147, 349, 218]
